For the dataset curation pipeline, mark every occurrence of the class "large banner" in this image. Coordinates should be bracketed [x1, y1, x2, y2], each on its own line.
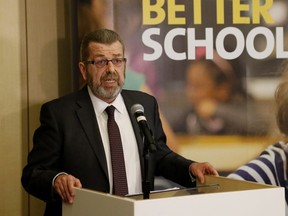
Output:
[76, 0, 288, 137]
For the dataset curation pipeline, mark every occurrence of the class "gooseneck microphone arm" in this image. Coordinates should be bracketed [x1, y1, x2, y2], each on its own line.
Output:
[131, 104, 157, 152]
[131, 104, 157, 199]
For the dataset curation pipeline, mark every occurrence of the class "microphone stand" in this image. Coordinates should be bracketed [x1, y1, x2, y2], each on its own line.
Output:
[142, 130, 157, 199]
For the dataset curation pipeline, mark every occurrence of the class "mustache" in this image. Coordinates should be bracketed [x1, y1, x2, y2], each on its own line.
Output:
[101, 71, 119, 81]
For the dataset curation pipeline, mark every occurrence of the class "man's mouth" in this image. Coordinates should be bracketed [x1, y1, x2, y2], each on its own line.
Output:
[106, 78, 115, 82]
[103, 77, 117, 86]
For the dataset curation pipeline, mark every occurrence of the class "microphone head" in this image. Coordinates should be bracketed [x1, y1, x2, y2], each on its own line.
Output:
[131, 104, 144, 115]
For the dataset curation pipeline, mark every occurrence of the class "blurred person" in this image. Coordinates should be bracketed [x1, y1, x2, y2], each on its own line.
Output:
[21, 29, 218, 216]
[174, 53, 268, 135]
[228, 64, 288, 209]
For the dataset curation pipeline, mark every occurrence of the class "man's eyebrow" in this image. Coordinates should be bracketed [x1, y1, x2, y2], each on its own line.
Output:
[92, 53, 123, 58]
[93, 54, 105, 58]
[113, 54, 123, 57]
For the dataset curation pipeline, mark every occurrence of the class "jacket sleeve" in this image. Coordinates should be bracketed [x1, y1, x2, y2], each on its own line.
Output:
[21, 102, 62, 202]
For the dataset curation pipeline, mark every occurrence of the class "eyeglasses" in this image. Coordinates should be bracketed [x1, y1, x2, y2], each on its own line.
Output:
[84, 58, 127, 69]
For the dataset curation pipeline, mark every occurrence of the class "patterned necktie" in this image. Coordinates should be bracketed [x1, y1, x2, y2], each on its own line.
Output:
[105, 105, 128, 196]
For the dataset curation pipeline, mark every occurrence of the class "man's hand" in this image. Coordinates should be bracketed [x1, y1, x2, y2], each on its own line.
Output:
[189, 162, 219, 184]
[54, 174, 82, 204]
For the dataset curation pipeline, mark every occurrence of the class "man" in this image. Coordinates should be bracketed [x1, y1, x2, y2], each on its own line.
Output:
[21, 29, 218, 216]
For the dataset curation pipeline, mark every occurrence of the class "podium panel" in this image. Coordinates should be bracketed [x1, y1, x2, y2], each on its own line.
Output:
[63, 176, 285, 216]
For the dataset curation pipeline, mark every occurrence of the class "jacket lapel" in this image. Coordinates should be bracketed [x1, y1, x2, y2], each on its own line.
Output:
[75, 88, 109, 180]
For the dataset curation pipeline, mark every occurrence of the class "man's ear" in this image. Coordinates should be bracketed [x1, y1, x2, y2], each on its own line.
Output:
[79, 62, 87, 81]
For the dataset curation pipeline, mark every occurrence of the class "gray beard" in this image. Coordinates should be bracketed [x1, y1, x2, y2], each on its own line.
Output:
[89, 82, 122, 100]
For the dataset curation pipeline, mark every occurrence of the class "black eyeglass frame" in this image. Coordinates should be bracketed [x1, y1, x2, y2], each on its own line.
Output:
[84, 58, 127, 68]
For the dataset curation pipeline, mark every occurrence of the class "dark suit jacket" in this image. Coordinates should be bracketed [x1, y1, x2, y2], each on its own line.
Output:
[21, 87, 195, 216]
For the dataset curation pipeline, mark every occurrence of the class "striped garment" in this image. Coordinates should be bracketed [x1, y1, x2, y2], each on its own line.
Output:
[228, 142, 288, 204]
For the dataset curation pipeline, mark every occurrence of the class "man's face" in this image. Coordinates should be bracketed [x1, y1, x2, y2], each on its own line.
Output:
[79, 41, 126, 103]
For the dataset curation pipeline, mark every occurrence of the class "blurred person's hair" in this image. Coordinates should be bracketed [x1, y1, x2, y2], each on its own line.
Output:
[275, 60, 288, 136]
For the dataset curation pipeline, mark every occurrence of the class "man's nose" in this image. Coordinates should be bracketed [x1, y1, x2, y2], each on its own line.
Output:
[107, 61, 115, 71]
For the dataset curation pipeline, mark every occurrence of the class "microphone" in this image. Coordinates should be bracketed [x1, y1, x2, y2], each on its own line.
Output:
[131, 104, 157, 152]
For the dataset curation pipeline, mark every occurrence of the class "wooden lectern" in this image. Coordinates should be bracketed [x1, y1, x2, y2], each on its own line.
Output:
[63, 176, 286, 216]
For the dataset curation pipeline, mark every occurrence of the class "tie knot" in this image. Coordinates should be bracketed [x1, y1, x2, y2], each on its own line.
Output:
[106, 105, 116, 118]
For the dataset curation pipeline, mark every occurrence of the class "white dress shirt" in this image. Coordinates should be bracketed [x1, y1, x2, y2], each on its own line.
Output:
[88, 87, 142, 195]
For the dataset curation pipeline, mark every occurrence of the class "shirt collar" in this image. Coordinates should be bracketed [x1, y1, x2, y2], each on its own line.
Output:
[87, 86, 126, 116]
